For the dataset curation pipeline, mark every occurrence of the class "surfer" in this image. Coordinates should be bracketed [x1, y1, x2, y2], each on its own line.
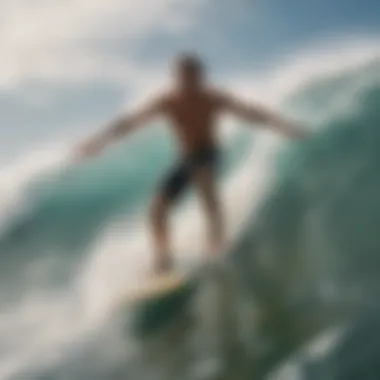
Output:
[78, 53, 307, 273]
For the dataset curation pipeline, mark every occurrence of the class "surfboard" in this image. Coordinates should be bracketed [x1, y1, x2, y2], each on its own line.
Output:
[118, 256, 229, 339]
[124, 272, 190, 302]
[120, 270, 200, 339]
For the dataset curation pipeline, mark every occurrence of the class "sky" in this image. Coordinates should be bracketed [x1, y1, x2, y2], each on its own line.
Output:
[0, 0, 380, 161]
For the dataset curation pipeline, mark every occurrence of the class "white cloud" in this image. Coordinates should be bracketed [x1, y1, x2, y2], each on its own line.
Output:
[0, 0, 208, 89]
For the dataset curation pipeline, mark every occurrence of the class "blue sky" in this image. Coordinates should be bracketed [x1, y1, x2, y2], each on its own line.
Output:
[1, 0, 380, 161]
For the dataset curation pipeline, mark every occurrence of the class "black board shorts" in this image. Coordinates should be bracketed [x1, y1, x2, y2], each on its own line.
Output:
[159, 145, 219, 202]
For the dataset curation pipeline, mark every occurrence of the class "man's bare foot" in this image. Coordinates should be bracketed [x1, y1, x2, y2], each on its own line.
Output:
[153, 255, 173, 275]
[204, 242, 225, 273]
[207, 240, 224, 258]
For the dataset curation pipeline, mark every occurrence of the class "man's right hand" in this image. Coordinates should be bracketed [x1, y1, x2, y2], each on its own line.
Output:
[287, 123, 310, 140]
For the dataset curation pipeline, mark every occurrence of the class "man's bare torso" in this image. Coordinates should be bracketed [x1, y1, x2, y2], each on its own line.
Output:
[163, 88, 223, 154]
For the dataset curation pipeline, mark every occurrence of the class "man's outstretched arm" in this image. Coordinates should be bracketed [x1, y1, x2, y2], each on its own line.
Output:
[78, 96, 167, 157]
[220, 93, 308, 139]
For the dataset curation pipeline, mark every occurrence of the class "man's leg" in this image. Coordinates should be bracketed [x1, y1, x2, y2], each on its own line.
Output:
[194, 168, 224, 257]
[150, 163, 189, 273]
[150, 194, 172, 273]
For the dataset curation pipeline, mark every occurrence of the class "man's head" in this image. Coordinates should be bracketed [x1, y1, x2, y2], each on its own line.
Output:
[173, 53, 205, 91]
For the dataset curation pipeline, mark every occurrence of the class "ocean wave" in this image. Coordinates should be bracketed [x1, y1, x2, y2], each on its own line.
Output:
[2, 45, 380, 380]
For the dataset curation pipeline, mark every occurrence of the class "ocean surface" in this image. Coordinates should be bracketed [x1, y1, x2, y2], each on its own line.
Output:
[1, 48, 380, 379]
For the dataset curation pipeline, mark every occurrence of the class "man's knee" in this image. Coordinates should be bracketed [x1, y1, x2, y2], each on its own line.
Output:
[195, 174, 218, 209]
[150, 195, 169, 225]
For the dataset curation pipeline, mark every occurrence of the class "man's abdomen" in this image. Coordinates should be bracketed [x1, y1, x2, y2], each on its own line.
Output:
[175, 126, 216, 156]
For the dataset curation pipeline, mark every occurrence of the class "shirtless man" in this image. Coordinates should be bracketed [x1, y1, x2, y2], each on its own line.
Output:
[79, 53, 307, 273]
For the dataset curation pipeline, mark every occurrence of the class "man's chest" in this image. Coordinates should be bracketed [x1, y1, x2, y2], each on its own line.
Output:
[168, 100, 215, 127]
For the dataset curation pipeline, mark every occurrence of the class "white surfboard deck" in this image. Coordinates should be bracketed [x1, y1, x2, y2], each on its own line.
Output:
[120, 271, 189, 304]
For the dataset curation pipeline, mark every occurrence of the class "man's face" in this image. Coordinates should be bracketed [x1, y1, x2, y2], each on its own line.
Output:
[174, 57, 204, 91]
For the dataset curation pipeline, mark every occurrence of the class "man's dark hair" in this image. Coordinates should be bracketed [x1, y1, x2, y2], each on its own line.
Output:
[175, 52, 205, 76]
